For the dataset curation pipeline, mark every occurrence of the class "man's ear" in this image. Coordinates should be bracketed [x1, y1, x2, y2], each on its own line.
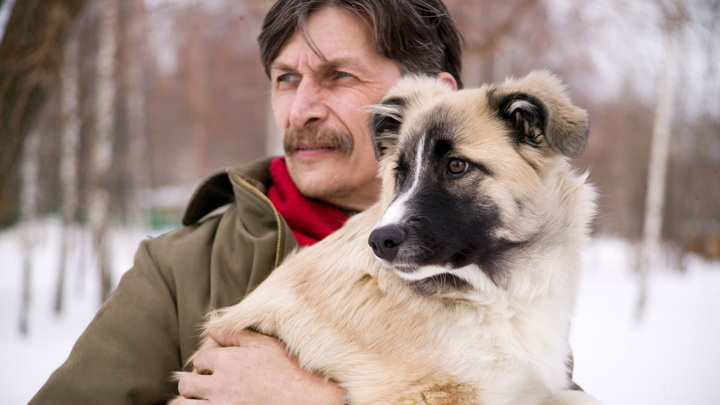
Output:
[436, 72, 457, 91]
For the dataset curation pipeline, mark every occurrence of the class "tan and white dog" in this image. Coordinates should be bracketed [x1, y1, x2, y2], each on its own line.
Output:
[174, 71, 600, 405]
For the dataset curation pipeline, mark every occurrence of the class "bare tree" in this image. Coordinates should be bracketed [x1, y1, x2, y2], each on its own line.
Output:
[89, 0, 119, 302]
[19, 126, 41, 335]
[445, 0, 543, 87]
[636, 0, 686, 320]
[0, 0, 88, 225]
[55, 32, 81, 314]
[122, 0, 150, 228]
[185, 12, 211, 177]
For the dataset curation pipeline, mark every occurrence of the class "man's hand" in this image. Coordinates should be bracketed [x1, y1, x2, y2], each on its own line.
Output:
[176, 328, 346, 405]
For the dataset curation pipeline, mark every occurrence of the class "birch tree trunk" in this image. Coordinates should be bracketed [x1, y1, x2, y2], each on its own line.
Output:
[19, 127, 40, 335]
[55, 33, 81, 314]
[90, 0, 118, 303]
[124, 0, 150, 229]
[636, 0, 683, 320]
[187, 21, 210, 177]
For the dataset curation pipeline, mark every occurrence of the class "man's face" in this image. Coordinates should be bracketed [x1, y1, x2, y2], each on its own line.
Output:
[270, 6, 403, 211]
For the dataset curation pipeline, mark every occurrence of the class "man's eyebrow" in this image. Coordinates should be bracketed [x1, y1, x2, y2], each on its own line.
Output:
[325, 57, 367, 73]
[270, 62, 295, 74]
[270, 57, 369, 75]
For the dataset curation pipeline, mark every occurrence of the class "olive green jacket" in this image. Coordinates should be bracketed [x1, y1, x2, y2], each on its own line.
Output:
[30, 157, 298, 405]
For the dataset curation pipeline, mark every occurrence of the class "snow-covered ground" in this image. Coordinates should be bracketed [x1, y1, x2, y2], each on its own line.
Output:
[1, 219, 719, 404]
[571, 238, 720, 404]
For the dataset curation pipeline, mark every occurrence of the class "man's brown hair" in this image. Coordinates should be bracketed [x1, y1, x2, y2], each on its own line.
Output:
[258, 0, 464, 89]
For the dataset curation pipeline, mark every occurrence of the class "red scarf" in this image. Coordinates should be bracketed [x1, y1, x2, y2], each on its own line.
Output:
[267, 157, 349, 247]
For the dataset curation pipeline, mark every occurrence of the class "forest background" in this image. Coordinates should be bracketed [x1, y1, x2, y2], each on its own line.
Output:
[2, 0, 719, 270]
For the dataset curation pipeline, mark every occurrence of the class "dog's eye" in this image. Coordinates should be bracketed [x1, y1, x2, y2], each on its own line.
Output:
[447, 159, 469, 177]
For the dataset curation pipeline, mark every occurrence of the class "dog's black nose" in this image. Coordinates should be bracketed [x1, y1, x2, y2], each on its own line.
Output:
[368, 226, 407, 261]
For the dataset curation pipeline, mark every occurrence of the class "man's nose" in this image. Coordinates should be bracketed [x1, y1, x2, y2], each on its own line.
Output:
[288, 80, 329, 129]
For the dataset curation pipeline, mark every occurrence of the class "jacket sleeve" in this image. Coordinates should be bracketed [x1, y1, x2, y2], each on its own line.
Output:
[29, 160, 292, 405]
[29, 238, 183, 405]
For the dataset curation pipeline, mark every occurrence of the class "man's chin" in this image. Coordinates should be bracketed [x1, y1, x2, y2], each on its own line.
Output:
[294, 178, 346, 204]
[287, 158, 339, 193]
[285, 151, 378, 210]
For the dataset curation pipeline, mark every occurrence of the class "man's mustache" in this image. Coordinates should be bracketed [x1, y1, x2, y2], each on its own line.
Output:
[284, 127, 354, 156]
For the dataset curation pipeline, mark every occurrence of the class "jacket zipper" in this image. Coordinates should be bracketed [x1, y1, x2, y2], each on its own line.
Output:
[227, 169, 284, 269]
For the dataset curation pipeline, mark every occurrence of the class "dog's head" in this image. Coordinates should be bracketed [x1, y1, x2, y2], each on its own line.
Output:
[368, 71, 592, 298]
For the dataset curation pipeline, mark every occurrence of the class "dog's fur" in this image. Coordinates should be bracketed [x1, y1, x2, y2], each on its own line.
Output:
[172, 71, 600, 405]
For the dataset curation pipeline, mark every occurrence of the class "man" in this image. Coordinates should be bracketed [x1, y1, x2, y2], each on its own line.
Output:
[30, 0, 462, 404]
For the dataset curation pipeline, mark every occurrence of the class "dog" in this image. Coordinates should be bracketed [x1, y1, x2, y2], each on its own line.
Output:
[172, 70, 600, 405]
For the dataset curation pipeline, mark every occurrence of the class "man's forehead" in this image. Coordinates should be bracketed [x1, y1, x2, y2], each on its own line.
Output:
[271, 52, 371, 73]
[270, 31, 378, 74]
[270, 7, 382, 73]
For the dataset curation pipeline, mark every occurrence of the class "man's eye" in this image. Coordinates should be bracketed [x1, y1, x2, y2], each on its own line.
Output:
[334, 71, 351, 80]
[276, 73, 297, 83]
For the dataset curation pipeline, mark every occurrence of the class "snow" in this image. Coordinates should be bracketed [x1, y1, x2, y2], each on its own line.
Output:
[1, 220, 719, 404]
[0, 219, 163, 404]
[571, 237, 720, 404]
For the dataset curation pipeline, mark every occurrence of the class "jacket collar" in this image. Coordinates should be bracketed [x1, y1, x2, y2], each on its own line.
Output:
[182, 157, 276, 226]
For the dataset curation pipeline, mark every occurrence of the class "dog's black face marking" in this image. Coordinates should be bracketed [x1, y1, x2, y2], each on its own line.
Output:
[371, 106, 524, 289]
[394, 151, 410, 191]
[397, 176, 519, 285]
[371, 96, 407, 159]
[431, 133, 452, 160]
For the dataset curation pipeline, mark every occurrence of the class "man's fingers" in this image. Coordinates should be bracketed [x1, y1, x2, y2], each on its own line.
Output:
[191, 348, 220, 375]
[209, 327, 267, 348]
[173, 398, 208, 405]
[177, 372, 211, 401]
[207, 327, 235, 347]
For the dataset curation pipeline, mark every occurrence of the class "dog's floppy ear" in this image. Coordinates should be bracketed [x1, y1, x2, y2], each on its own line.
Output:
[370, 75, 454, 159]
[489, 70, 589, 159]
